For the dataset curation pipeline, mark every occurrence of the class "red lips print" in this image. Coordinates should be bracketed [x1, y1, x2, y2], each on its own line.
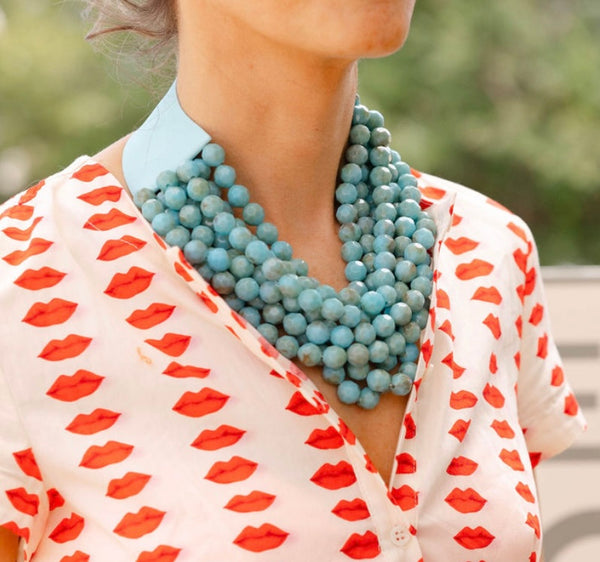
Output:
[126, 303, 176, 330]
[448, 419, 471, 442]
[107, 472, 152, 500]
[513, 247, 528, 274]
[72, 162, 109, 182]
[419, 185, 446, 200]
[421, 339, 433, 366]
[444, 237, 479, 255]
[551, 365, 564, 386]
[445, 487, 487, 513]
[47, 488, 65, 510]
[191, 424, 246, 451]
[83, 208, 137, 231]
[60, 551, 90, 562]
[22, 298, 77, 327]
[489, 352, 498, 373]
[455, 259, 494, 280]
[491, 419, 515, 439]
[12, 448, 42, 480]
[395, 452, 417, 474]
[77, 185, 122, 206]
[526, 513, 541, 538]
[49, 513, 85, 543]
[46, 370, 104, 402]
[285, 390, 327, 416]
[18, 179, 44, 204]
[471, 286, 502, 305]
[113, 506, 165, 539]
[332, 498, 370, 521]
[340, 530, 381, 559]
[507, 221, 528, 242]
[3, 237, 53, 266]
[305, 426, 344, 450]
[453, 526, 495, 549]
[404, 413, 416, 439]
[145, 333, 191, 357]
[173, 260, 193, 282]
[79, 441, 134, 469]
[0, 203, 34, 221]
[5, 487, 39, 516]
[39, 334, 92, 361]
[97, 235, 147, 261]
[446, 456, 478, 476]
[449, 390, 478, 409]
[515, 482, 535, 503]
[483, 383, 505, 408]
[66, 408, 121, 435]
[441, 352, 465, 379]
[197, 291, 219, 313]
[439, 319, 455, 340]
[233, 523, 289, 552]
[2, 216, 42, 241]
[310, 461, 357, 490]
[104, 266, 154, 299]
[338, 419, 356, 444]
[136, 545, 181, 562]
[14, 266, 66, 290]
[0, 521, 29, 542]
[537, 333, 548, 359]
[204, 456, 258, 484]
[524, 267, 536, 296]
[436, 288, 450, 309]
[529, 303, 544, 326]
[224, 490, 276, 513]
[172, 387, 229, 417]
[482, 313, 502, 339]
[564, 393, 579, 416]
[499, 449, 525, 471]
[389, 485, 418, 511]
[162, 361, 210, 379]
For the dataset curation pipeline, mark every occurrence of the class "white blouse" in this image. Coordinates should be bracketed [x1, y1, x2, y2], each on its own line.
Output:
[0, 157, 585, 561]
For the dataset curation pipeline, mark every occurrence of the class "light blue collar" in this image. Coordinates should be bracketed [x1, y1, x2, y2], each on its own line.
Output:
[122, 81, 212, 196]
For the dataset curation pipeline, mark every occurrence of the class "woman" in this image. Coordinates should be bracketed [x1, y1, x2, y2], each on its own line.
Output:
[0, 1, 585, 560]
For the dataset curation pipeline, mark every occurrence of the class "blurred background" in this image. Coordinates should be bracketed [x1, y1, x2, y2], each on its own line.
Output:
[0, 1, 599, 559]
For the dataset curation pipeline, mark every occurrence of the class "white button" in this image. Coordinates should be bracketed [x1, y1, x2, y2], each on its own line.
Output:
[390, 525, 411, 547]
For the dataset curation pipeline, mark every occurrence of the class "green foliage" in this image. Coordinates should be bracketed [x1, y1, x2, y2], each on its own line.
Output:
[0, 0, 598, 263]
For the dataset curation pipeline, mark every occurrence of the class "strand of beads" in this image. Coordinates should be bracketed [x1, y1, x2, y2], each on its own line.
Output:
[134, 98, 436, 410]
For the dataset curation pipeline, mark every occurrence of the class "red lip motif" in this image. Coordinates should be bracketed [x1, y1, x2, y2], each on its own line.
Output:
[445, 487, 487, 513]
[537, 333, 548, 359]
[233, 523, 289, 552]
[446, 456, 478, 476]
[12, 448, 42, 480]
[83, 208, 137, 231]
[483, 313, 502, 339]
[22, 298, 78, 327]
[136, 545, 181, 562]
[305, 426, 344, 450]
[449, 390, 478, 409]
[448, 419, 471, 442]
[191, 424, 246, 451]
[259, 336, 279, 358]
[564, 393, 579, 416]
[173, 260, 193, 282]
[2, 216, 42, 241]
[420, 339, 433, 366]
[526, 513, 541, 538]
[126, 303, 176, 329]
[0, 204, 34, 221]
[3, 237, 53, 266]
[513, 247, 528, 274]
[483, 383, 505, 408]
[204, 456, 258, 484]
[66, 408, 121, 435]
[162, 361, 210, 379]
[172, 387, 230, 417]
[472, 286, 503, 305]
[491, 419, 515, 439]
[455, 259, 494, 280]
[107, 472, 151, 500]
[14, 266, 66, 291]
[79, 441, 134, 469]
[197, 291, 219, 313]
[529, 303, 544, 326]
[514, 351, 521, 368]
[0, 521, 29, 542]
[39, 334, 92, 362]
[104, 266, 154, 299]
[285, 390, 327, 416]
[46, 370, 104, 402]
[419, 185, 445, 200]
[113, 506, 165, 539]
[310, 461, 357, 490]
[97, 235, 146, 261]
[436, 288, 450, 309]
[77, 185, 122, 206]
[18, 179, 44, 204]
[5, 487, 40, 516]
[72, 163, 109, 182]
[224, 490, 276, 513]
[49, 513, 85, 543]
[507, 221, 528, 242]
[340, 530, 381, 559]
[445, 237, 479, 255]
[515, 482, 535, 503]
[331, 498, 370, 521]
[489, 352, 498, 373]
[395, 452, 417, 474]
[145, 333, 191, 357]
[403, 413, 416, 439]
[439, 319, 455, 340]
[441, 352, 465, 379]
[47, 488, 65, 510]
[499, 449, 525, 471]
[60, 551, 90, 562]
[453, 526, 495, 549]
[338, 419, 356, 445]
[389, 485, 418, 511]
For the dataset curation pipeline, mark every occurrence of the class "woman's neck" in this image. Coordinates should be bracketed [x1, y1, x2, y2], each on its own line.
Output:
[176, 9, 358, 246]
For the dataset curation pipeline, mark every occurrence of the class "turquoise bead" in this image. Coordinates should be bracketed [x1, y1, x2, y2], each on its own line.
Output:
[413, 308, 429, 329]
[395, 260, 417, 283]
[397, 173, 418, 188]
[263, 303, 285, 324]
[242, 203, 265, 226]
[412, 228, 435, 250]
[349, 124, 371, 146]
[373, 314, 395, 338]
[346, 144, 369, 165]
[402, 362, 418, 380]
[278, 274, 302, 297]
[283, 312, 307, 336]
[386, 332, 406, 355]
[187, 177, 211, 201]
[373, 219, 395, 237]
[207, 247, 230, 272]
[336, 182, 359, 204]
[402, 343, 420, 363]
[157, 169, 179, 189]
[368, 341, 389, 363]
[372, 185, 394, 205]
[347, 342, 370, 366]
[345, 260, 367, 282]
[230, 255, 254, 278]
[202, 143, 225, 166]
[306, 321, 331, 345]
[341, 305, 362, 327]
[374, 203, 397, 221]
[297, 343, 322, 367]
[348, 364, 369, 381]
[366, 368, 391, 392]
[227, 184, 250, 207]
[402, 321, 422, 343]
[338, 223, 361, 242]
[257, 323, 278, 344]
[369, 166, 392, 187]
[398, 199, 421, 220]
[245, 240, 271, 265]
[298, 289, 323, 313]
[367, 268, 395, 289]
[354, 322, 376, 345]
[151, 212, 178, 236]
[369, 146, 391, 166]
[330, 325, 354, 348]
[337, 380, 361, 404]
[368, 111, 385, 129]
[358, 387, 380, 410]
[411, 275, 433, 298]
[191, 225, 214, 245]
[359, 234, 375, 252]
[323, 346, 347, 369]
[340, 163, 362, 184]
[370, 126, 390, 146]
[262, 257, 285, 281]
[133, 187, 156, 208]
[183, 239, 207, 265]
[200, 194, 226, 218]
[229, 226, 253, 251]
[373, 251, 396, 271]
[176, 160, 201, 182]
[165, 226, 190, 248]
[360, 291, 386, 316]
[235, 277, 260, 301]
[259, 281, 282, 304]
[272, 241, 292, 260]
[377, 285, 397, 307]
[390, 302, 412, 325]
[212, 271, 236, 295]
[276, 335, 299, 358]
[214, 164, 236, 188]
[341, 241, 363, 263]
[405, 289, 426, 311]
[179, 204, 202, 228]
[352, 104, 370, 125]
[357, 216, 374, 234]
[336, 203, 358, 224]
[213, 212, 236, 235]
[239, 306, 261, 327]
[322, 298, 344, 321]
[395, 216, 416, 237]
[257, 223, 278, 245]
[400, 186, 421, 202]
[339, 288, 361, 306]
[141, 199, 164, 221]
[390, 373, 412, 396]
[323, 367, 346, 385]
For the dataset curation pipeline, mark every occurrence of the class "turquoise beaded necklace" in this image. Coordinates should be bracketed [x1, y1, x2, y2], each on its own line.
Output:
[133, 96, 436, 410]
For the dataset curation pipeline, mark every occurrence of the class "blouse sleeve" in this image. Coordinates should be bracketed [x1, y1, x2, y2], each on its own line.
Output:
[0, 366, 48, 553]
[516, 228, 587, 465]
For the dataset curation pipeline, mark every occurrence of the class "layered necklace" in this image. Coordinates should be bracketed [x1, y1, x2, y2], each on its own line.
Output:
[134, 97, 436, 410]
